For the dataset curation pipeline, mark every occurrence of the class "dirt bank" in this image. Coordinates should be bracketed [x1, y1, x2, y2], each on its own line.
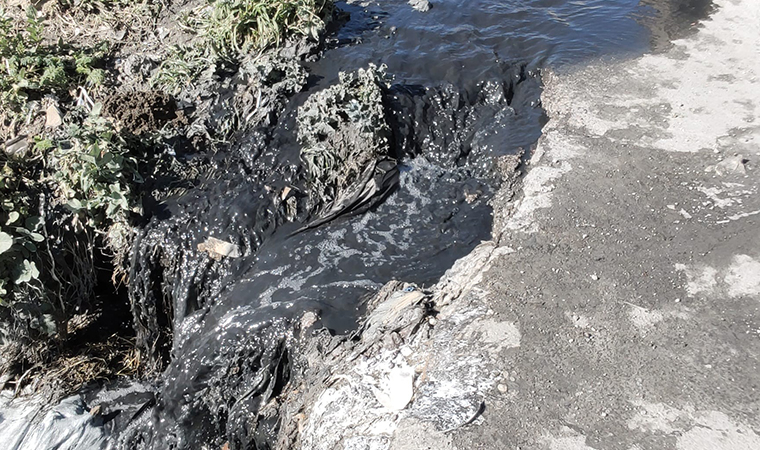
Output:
[294, 0, 760, 448]
[0, 0, 332, 397]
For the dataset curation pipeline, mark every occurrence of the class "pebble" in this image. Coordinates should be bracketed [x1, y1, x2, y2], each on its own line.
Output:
[408, 0, 432, 12]
[46, 104, 63, 128]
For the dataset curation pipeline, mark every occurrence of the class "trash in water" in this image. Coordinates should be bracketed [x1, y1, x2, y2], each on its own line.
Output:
[197, 237, 241, 260]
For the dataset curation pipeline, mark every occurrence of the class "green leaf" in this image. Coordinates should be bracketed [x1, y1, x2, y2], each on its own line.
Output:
[100, 151, 113, 167]
[106, 201, 118, 218]
[81, 174, 92, 193]
[6, 211, 19, 225]
[87, 69, 105, 86]
[34, 136, 54, 151]
[14, 259, 39, 283]
[25, 216, 42, 231]
[0, 232, 12, 254]
[66, 198, 83, 210]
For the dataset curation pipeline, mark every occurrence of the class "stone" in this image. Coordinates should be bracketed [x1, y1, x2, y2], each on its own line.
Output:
[409, 0, 432, 12]
[45, 104, 63, 128]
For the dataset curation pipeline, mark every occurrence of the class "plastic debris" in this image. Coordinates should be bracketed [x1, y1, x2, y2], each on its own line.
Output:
[197, 237, 241, 260]
[4, 135, 28, 157]
[371, 363, 415, 411]
[714, 155, 748, 175]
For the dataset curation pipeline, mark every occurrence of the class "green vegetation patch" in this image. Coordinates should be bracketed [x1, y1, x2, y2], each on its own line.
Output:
[0, 6, 109, 138]
[0, 109, 143, 318]
[0, 6, 139, 310]
[190, 0, 329, 57]
[0, 154, 45, 308]
[154, 0, 332, 93]
[51, 113, 143, 226]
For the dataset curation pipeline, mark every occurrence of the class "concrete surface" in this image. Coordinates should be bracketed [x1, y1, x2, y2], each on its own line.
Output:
[299, 0, 760, 448]
[456, 0, 760, 447]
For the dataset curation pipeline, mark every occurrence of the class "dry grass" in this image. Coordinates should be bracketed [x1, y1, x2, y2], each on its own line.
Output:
[1, 325, 142, 400]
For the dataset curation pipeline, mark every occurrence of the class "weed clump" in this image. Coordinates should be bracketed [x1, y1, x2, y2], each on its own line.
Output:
[0, 105, 154, 396]
[1, 111, 142, 319]
[191, 0, 328, 57]
[0, 5, 137, 325]
[0, 7, 150, 391]
[297, 64, 393, 210]
[52, 115, 142, 225]
[0, 153, 45, 311]
[151, 45, 215, 96]
[153, 0, 332, 94]
[0, 6, 108, 139]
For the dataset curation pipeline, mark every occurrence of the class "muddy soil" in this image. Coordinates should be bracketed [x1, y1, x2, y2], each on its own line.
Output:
[102, 92, 187, 136]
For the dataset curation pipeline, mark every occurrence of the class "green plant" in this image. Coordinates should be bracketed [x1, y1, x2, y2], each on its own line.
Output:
[151, 45, 216, 95]
[0, 6, 109, 136]
[51, 113, 143, 227]
[192, 0, 328, 58]
[153, 0, 331, 92]
[0, 109, 146, 339]
[0, 154, 45, 306]
[0, 1, 167, 392]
